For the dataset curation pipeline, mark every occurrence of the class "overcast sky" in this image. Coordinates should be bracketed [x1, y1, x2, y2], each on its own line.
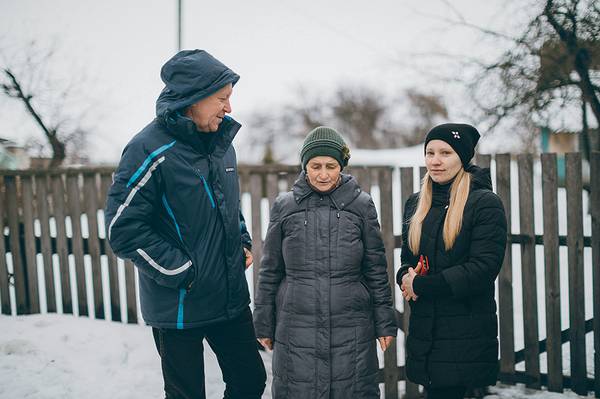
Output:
[1, 0, 529, 163]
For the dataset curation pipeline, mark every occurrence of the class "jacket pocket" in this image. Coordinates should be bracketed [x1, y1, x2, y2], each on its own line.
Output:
[275, 278, 289, 313]
[359, 280, 372, 306]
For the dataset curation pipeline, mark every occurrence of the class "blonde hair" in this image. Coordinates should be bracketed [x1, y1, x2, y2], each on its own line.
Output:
[408, 168, 471, 253]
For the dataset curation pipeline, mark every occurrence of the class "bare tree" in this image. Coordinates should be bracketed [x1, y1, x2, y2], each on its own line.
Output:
[331, 85, 399, 149]
[0, 42, 93, 167]
[247, 84, 448, 163]
[441, 0, 600, 158]
[402, 89, 449, 146]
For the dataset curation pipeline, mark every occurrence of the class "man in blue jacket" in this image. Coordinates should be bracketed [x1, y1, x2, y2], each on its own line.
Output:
[105, 49, 266, 399]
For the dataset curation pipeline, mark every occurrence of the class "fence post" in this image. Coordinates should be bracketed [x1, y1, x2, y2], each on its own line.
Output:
[517, 153, 540, 389]
[590, 151, 600, 398]
[100, 173, 121, 322]
[379, 167, 399, 399]
[52, 173, 73, 314]
[5, 175, 28, 314]
[541, 153, 563, 392]
[399, 167, 420, 399]
[565, 153, 587, 396]
[21, 175, 39, 314]
[0, 175, 10, 315]
[66, 172, 88, 317]
[250, 173, 263, 298]
[495, 154, 515, 379]
[36, 174, 56, 313]
[124, 259, 138, 324]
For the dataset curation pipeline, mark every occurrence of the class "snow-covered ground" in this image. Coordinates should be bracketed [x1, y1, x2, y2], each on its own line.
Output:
[0, 314, 594, 399]
[0, 314, 271, 399]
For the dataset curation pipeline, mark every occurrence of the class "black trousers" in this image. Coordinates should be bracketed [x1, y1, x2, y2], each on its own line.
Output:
[426, 385, 466, 399]
[152, 307, 266, 399]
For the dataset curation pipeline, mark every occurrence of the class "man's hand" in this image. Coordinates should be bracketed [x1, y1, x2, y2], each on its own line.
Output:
[244, 248, 253, 269]
[401, 267, 418, 301]
[257, 337, 273, 351]
[378, 336, 395, 352]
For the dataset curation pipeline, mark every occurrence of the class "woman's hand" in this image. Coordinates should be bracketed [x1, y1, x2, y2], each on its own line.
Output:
[378, 336, 395, 352]
[257, 337, 273, 351]
[244, 248, 253, 269]
[401, 267, 418, 301]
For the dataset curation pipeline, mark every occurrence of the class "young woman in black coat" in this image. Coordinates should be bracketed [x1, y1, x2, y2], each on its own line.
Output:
[397, 123, 507, 399]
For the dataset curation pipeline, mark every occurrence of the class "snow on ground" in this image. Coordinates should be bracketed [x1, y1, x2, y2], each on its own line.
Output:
[0, 314, 273, 399]
[0, 314, 594, 398]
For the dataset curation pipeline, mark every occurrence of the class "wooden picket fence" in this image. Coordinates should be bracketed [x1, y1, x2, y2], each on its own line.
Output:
[0, 152, 598, 398]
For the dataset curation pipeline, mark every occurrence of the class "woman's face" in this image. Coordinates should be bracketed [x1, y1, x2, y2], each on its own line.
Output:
[425, 140, 463, 184]
[306, 156, 341, 192]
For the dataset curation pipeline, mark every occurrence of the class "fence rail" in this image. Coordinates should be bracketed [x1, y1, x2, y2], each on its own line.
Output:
[0, 152, 598, 398]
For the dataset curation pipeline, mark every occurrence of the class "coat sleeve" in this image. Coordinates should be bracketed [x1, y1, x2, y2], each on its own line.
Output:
[105, 141, 194, 290]
[361, 197, 397, 337]
[239, 209, 252, 250]
[396, 194, 419, 286]
[253, 197, 285, 339]
[441, 192, 507, 298]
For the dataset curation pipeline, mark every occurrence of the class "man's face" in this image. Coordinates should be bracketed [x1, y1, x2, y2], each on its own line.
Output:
[186, 83, 233, 132]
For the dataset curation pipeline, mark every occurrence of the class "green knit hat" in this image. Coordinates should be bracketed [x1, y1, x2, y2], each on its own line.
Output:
[300, 126, 350, 170]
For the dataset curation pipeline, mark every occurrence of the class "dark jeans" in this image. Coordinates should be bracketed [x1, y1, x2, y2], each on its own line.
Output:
[152, 307, 266, 399]
[426, 385, 466, 399]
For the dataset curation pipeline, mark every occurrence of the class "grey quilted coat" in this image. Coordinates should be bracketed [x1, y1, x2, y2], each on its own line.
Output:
[253, 172, 397, 399]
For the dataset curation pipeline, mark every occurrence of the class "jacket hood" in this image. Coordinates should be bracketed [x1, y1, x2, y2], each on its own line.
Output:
[466, 164, 493, 191]
[155, 49, 240, 119]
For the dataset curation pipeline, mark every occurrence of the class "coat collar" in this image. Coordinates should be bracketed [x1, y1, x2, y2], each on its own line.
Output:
[158, 114, 240, 158]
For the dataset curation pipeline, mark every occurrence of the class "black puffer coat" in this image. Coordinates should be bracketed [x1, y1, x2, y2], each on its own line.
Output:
[397, 166, 507, 387]
[254, 172, 397, 399]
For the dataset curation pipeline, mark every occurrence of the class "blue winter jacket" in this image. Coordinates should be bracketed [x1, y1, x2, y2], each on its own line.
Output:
[105, 50, 251, 329]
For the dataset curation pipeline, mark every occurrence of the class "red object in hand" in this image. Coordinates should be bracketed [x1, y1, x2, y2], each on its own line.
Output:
[415, 255, 429, 276]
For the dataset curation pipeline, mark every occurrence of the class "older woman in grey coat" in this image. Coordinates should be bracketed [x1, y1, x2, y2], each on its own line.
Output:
[253, 126, 397, 399]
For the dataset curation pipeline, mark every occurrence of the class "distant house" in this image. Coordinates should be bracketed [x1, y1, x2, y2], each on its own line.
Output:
[540, 127, 590, 186]
[0, 138, 30, 169]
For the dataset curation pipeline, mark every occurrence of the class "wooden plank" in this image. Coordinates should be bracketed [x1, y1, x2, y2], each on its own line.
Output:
[475, 153, 492, 169]
[66, 173, 88, 316]
[590, 151, 600, 399]
[124, 259, 137, 324]
[21, 176, 40, 314]
[35, 174, 56, 312]
[399, 166, 419, 398]
[378, 167, 398, 399]
[419, 166, 427, 183]
[540, 153, 563, 392]
[0, 175, 11, 314]
[517, 153, 540, 389]
[249, 173, 263, 297]
[51, 174, 72, 314]
[495, 154, 515, 377]
[266, 173, 278, 210]
[353, 167, 370, 194]
[285, 171, 297, 191]
[5, 176, 28, 314]
[100, 173, 121, 322]
[239, 169, 249, 195]
[83, 172, 104, 319]
[565, 153, 587, 396]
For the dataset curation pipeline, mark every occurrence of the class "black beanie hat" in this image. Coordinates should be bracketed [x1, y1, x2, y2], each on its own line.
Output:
[424, 123, 481, 167]
[300, 126, 350, 170]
